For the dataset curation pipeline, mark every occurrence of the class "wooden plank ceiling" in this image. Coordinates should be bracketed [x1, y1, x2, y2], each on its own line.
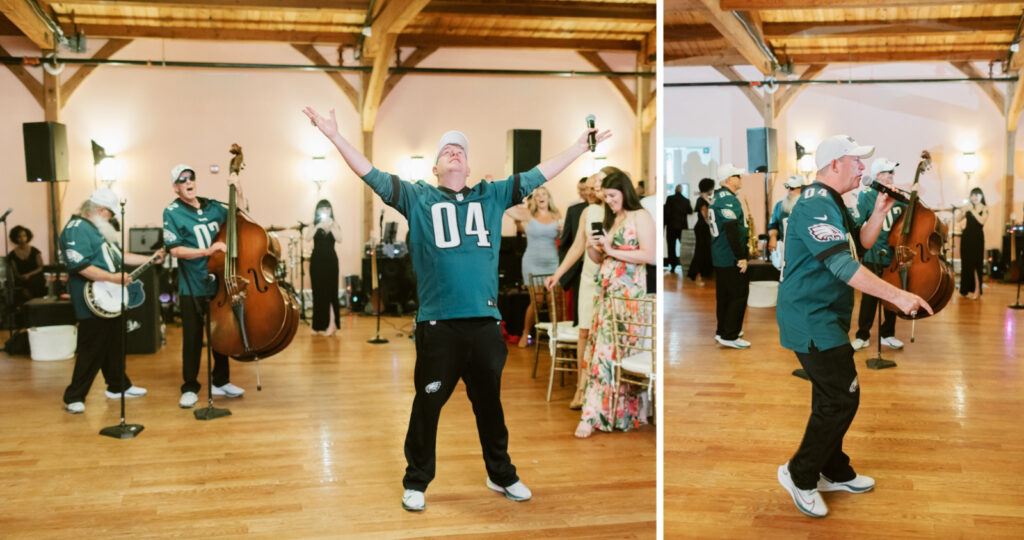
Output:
[667, 0, 1024, 71]
[0, 0, 656, 55]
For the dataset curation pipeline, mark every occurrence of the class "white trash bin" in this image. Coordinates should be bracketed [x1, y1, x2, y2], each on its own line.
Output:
[28, 325, 77, 361]
[748, 281, 779, 308]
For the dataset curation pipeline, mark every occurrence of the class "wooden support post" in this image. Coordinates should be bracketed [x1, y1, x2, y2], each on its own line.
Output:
[43, 67, 62, 263]
[362, 131, 374, 245]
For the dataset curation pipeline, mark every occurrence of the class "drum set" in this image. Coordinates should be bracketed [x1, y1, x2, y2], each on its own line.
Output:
[267, 223, 311, 319]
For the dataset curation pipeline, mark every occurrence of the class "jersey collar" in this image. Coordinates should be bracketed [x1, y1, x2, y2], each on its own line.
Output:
[176, 196, 211, 213]
[438, 185, 472, 200]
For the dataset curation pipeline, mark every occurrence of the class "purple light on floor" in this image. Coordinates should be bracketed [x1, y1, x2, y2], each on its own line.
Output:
[159, 293, 171, 303]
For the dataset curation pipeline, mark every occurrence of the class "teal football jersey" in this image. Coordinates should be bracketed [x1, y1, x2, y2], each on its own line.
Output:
[162, 197, 227, 296]
[855, 188, 906, 265]
[777, 182, 862, 353]
[708, 187, 749, 267]
[362, 167, 546, 322]
[60, 216, 122, 320]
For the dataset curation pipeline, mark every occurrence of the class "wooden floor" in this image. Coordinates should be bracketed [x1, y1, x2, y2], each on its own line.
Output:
[0, 312, 654, 539]
[664, 271, 1024, 538]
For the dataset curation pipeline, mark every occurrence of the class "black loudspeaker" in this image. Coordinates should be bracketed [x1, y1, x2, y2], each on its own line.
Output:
[506, 129, 541, 175]
[125, 266, 162, 354]
[361, 256, 417, 315]
[129, 227, 164, 255]
[988, 249, 1003, 280]
[498, 235, 526, 291]
[345, 274, 364, 312]
[23, 122, 70, 183]
[746, 127, 778, 173]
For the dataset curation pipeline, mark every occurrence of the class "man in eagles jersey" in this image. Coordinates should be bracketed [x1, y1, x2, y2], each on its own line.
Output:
[163, 165, 246, 409]
[303, 106, 610, 512]
[775, 135, 931, 518]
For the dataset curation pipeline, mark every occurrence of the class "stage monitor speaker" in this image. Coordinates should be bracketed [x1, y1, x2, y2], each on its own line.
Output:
[746, 127, 778, 173]
[23, 122, 70, 183]
[506, 129, 541, 176]
[129, 227, 164, 255]
[126, 266, 162, 354]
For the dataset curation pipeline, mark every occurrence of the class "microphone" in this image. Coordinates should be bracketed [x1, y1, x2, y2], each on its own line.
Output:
[861, 176, 910, 205]
[586, 114, 596, 152]
[0, 208, 11, 222]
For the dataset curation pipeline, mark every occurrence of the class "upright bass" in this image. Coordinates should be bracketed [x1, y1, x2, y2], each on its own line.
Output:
[877, 150, 955, 319]
[207, 144, 300, 360]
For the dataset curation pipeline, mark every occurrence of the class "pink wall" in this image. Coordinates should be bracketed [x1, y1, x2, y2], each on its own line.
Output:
[666, 62, 1024, 252]
[1, 37, 649, 285]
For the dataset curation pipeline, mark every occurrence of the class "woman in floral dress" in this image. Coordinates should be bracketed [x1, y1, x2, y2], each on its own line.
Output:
[576, 169, 657, 438]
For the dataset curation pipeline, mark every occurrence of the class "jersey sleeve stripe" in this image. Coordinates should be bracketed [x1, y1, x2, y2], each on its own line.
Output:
[815, 243, 852, 263]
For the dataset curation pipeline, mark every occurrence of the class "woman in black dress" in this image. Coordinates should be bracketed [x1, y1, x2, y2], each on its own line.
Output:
[958, 187, 988, 299]
[309, 200, 342, 335]
[686, 178, 716, 286]
[7, 225, 46, 306]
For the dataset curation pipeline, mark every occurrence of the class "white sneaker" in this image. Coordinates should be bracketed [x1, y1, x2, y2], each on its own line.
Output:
[402, 489, 425, 511]
[65, 401, 85, 414]
[486, 478, 532, 501]
[818, 473, 875, 493]
[715, 331, 744, 340]
[778, 463, 828, 518]
[715, 336, 750, 349]
[851, 338, 870, 351]
[179, 391, 198, 408]
[212, 383, 245, 397]
[105, 385, 147, 399]
[880, 337, 904, 350]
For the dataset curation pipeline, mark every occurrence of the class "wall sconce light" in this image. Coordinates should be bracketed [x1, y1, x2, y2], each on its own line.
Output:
[409, 155, 426, 181]
[592, 155, 608, 175]
[797, 153, 816, 176]
[308, 156, 328, 192]
[96, 157, 121, 188]
[959, 151, 978, 182]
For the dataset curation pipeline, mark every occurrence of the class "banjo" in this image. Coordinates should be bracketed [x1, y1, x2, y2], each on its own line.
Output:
[84, 248, 165, 318]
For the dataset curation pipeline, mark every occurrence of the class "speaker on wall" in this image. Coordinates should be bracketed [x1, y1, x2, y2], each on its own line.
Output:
[506, 129, 541, 176]
[23, 122, 70, 183]
[746, 127, 778, 173]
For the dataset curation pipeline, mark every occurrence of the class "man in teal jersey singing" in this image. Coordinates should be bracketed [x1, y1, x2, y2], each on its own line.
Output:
[775, 135, 931, 518]
[303, 106, 610, 512]
[163, 164, 246, 408]
[61, 188, 157, 414]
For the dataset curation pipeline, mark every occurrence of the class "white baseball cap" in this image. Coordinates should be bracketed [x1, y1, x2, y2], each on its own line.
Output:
[435, 130, 468, 164]
[171, 164, 196, 183]
[717, 163, 745, 182]
[869, 157, 899, 178]
[89, 187, 120, 213]
[814, 135, 875, 170]
[783, 174, 807, 189]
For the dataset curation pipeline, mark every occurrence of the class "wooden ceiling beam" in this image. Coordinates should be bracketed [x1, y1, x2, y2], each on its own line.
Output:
[423, 1, 654, 23]
[666, 52, 747, 66]
[397, 34, 643, 51]
[696, 0, 773, 74]
[721, 0, 1024, 8]
[42, 0, 367, 10]
[773, 63, 825, 118]
[361, 32, 396, 132]
[60, 38, 132, 109]
[784, 49, 1006, 63]
[950, 61, 1006, 113]
[0, 0, 56, 49]
[291, 43, 359, 110]
[0, 43, 43, 108]
[578, 51, 636, 113]
[62, 23, 361, 44]
[364, 0, 430, 58]
[381, 46, 436, 103]
[766, 17, 1018, 38]
[1007, 73, 1024, 131]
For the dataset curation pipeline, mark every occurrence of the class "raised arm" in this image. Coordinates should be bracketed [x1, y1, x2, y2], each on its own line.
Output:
[303, 107, 372, 177]
[536, 127, 611, 181]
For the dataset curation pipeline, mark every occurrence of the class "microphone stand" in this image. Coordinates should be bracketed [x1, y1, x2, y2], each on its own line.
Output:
[297, 220, 309, 324]
[100, 200, 145, 439]
[866, 263, 897, 370]
[368, 211, 388, 344]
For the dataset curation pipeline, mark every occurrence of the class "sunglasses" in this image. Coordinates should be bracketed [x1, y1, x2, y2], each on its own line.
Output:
[174, 175, 195, 184]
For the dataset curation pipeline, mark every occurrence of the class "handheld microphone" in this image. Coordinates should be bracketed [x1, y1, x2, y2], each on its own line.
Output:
[861, 176, 910, 205]
[586, 114, 596, 152]
[0, 208, 12, 221]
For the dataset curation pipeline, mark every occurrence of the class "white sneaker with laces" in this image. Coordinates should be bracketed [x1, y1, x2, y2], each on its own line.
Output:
[715, 336, 750, 349]
[179, 391, 198, 408]
[778, 463, 828, 518]
[212, 383, 245, 397]
[818, 473, 875, 493]
[851, 338, 870, 351]
[105, 385, 147, 399]
[65, 401, 85, 414]
[880, 336, 904, 350]
[402, 489, 425, 511]
[486, 478, 532, 501]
